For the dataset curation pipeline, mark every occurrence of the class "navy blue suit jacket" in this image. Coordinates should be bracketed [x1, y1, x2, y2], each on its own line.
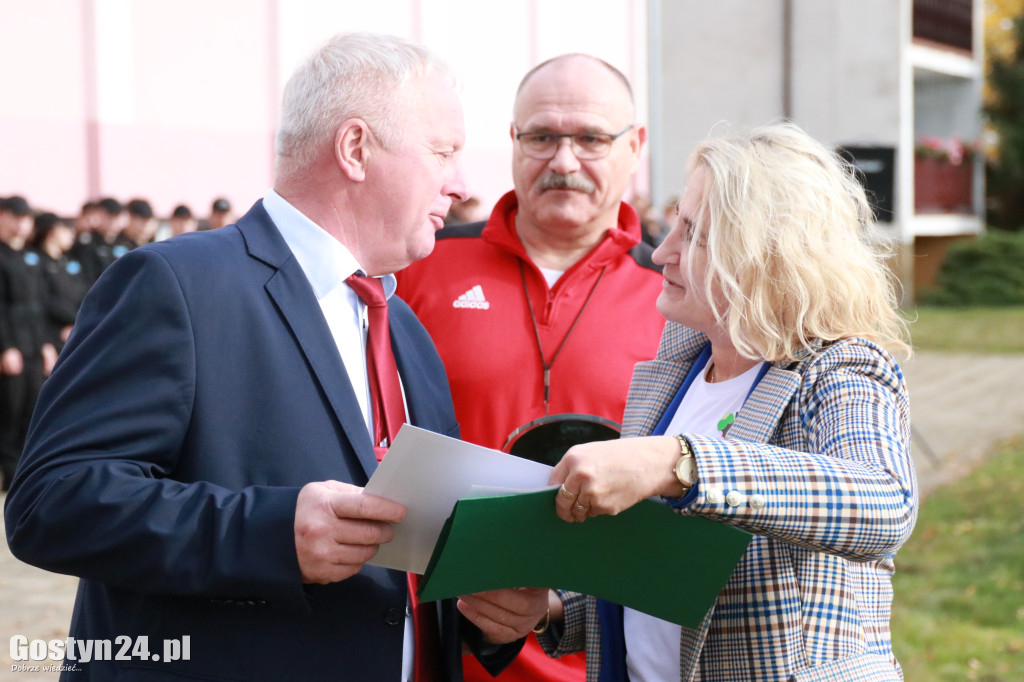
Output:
[5, 202, 514, 680]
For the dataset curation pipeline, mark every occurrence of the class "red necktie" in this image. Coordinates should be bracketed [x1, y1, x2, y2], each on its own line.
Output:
[345, 274, 406, 463]
[345, 274, 441, 682]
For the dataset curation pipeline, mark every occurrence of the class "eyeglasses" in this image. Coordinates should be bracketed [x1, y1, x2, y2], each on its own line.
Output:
[514, 125, 634, 160]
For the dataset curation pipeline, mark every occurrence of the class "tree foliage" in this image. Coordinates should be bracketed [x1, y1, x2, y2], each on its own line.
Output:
[986, 8, 1024, 230]
[920, 230, 1024, 305]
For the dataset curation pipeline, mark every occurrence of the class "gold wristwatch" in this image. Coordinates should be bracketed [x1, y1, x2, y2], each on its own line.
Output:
[673, 435, 698, 489]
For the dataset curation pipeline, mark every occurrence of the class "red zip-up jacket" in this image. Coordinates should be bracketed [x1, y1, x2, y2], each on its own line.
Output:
[396, 190, 666, 682]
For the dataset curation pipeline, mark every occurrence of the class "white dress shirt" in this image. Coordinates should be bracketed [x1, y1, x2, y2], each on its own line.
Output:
[262, 189, 400, 441]
[261, 190, 413, 681]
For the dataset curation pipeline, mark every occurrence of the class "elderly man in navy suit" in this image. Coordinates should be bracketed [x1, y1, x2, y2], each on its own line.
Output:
[5, 32, 547, 681]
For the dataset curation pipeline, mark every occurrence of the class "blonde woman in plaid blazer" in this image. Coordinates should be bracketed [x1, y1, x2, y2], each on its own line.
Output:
[538, 122, 916, 681]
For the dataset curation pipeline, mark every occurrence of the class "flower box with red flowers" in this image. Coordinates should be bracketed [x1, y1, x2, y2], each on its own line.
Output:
[914, 135, 977, 214]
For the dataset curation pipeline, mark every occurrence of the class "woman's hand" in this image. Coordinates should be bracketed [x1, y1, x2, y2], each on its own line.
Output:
[548, 436, 686, 522]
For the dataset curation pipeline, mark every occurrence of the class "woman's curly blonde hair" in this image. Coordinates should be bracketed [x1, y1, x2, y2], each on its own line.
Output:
[685, 121, 911, 363]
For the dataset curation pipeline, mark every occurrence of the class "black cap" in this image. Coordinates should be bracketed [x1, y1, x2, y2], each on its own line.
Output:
[127, 199, 154, 219]
[211, 198, 231, 213]
[3, 195, 31, 216]
[172, 204, 193, 219]
[33, 211, 61, 233]
[98, 197, 123, 215]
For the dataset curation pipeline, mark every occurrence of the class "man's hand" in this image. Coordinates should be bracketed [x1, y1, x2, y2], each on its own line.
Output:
[457, 588, 551, 644]
[294, 480, 406, 584]
[1, 348, 23, 376]
[41, 343, 58, 376]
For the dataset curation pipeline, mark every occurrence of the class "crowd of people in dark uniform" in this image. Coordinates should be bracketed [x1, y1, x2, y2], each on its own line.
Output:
[0, 194, 234, 489]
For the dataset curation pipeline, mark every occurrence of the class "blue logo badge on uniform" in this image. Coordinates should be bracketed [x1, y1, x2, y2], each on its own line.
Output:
[24, 251, 40, 266]
[113, 245, 129, 258]
[67, 261, 82, 275]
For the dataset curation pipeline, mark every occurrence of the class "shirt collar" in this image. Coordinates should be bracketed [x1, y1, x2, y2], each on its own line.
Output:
[262, 189, 396, 300]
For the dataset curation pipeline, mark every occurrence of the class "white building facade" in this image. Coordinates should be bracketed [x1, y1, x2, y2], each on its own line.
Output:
[648, 0, 984, 299]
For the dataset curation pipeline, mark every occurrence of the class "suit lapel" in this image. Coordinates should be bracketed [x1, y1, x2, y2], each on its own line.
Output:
[728, 365, 801, 443]
[239, 202, 379, 480]
[622, 324, 708, 438]
[389, 311, 433, 432]
[624, 322, 803, 445]
[623, 359, 689, 438]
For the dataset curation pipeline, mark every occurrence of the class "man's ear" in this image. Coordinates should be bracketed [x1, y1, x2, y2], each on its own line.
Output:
[631, 125, 648, 157]
[335, 118, 371, 182]
[627, 124, 648, 173]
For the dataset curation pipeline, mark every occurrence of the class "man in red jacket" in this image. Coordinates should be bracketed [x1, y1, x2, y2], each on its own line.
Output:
[397, 53, 666, 682]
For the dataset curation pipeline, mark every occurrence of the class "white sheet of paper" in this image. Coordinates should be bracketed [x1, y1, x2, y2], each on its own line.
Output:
[363, 424, 553, 574]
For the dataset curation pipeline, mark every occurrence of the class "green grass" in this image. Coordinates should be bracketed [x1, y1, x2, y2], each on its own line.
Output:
[906, 307, 1024, 354]
[891, 436, 1024, 681]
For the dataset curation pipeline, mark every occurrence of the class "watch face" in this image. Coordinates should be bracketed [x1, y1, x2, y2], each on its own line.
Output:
[675, 457, 697, 487]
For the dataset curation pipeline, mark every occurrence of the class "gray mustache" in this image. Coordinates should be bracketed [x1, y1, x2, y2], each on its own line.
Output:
[538, 173, 595, 194]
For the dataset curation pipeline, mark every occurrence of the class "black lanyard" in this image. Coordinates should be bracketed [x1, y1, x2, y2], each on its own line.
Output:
[519, 260, 607, 414]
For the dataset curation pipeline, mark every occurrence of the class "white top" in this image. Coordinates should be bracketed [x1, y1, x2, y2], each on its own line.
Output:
[261, 190, 412, 681]
[624, 357, 766, 682]
[539, 266, 564, 287]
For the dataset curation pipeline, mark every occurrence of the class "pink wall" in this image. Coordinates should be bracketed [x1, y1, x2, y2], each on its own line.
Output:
[0, 1, 90, 213]
[0, 0, 648, 219]
[96, 125, 274, 218]
[1, 0, 276, 218]
[109, 0, 277, 217]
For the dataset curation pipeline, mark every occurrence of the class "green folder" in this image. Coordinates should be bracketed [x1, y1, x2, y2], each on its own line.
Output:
[417, 488, 751, 627]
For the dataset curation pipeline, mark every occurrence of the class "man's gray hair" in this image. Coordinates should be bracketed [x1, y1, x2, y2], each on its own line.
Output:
[274, 32, 455, 174]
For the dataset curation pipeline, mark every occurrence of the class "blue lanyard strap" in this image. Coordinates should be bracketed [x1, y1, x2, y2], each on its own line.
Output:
[652, 345, 713, 436]
[653, 345, 771, 436]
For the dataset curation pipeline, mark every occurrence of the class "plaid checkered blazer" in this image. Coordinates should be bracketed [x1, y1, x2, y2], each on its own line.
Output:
[541, 323, 916, 681]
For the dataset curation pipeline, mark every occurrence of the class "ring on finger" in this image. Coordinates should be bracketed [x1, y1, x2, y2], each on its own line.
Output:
[573, 502, 587, 512]
[559, 485, 577, 500]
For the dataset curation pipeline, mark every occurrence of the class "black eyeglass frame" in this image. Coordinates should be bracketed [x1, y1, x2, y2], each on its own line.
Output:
[513, 124, 635, 160]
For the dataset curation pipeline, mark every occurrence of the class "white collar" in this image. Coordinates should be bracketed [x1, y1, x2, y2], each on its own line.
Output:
[262, 189, 396, 300]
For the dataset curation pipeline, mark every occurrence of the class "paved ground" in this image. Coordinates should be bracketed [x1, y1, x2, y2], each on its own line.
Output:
[903, 351, 1024, 497]
[0, 350, 1021, 680]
